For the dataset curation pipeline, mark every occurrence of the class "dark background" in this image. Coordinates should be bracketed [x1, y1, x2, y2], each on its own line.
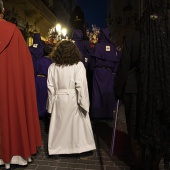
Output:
[77, 0, 108, 29]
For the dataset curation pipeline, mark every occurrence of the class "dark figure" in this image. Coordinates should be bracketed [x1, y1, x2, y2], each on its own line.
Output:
[0, 1, 42, 169]
[115, 31, 142, 169]
[115, 0, 170, 169]
[90, 28, 120, 119]
[70, 5, 85, 38]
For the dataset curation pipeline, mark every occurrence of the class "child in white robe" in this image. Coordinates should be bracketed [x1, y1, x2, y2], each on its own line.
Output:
[47, 40, 96, 157]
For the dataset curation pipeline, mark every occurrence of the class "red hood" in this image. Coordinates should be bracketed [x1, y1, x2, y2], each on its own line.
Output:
[0, 19, 16, 53]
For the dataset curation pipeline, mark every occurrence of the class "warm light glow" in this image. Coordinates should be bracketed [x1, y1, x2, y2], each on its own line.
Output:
[55, 24, 61, 32]
[48, 23, 68, 41]
[62, 28, 67, 37]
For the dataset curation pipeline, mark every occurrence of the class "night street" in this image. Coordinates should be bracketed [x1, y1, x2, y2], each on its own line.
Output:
[0, 105, 166, 170]
[0, 0, 170, 170]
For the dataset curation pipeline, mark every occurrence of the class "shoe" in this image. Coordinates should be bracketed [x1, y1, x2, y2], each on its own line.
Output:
[58, 154, 79, 158]
[130, 167, 144, 170]
[6, 165, 17, 170]
[80, 151, 95, 160]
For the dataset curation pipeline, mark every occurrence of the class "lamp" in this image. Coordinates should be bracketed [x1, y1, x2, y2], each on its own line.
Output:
[62, 28, 67, 37]
[55, 24, 61, 32]
[48, 23, 68, 43]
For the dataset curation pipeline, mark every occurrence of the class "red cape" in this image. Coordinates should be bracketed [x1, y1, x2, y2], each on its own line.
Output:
[0, 19, 42, 163]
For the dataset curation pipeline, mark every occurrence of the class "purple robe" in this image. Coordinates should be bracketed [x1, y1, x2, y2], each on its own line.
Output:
[34, 57, 53, 117]
[29, 33, 44, 62]
[90, 28, 120, 119]
[29, 33, 50, 117]
[72, 29, 90, 69]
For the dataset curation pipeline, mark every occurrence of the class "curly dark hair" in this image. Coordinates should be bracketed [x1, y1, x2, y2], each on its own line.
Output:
[52, 40, 82, 66]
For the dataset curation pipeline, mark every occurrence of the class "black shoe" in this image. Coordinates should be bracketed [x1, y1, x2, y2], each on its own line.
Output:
[58, 154, 79, 158]
[130, 168, 144, 170]
[80, 151, 95, 160]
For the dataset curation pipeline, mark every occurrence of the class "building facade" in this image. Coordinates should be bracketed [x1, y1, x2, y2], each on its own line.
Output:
[3, 0, 77, 45]
[107, 0, 142, 47]
[52, 0, 77, 37]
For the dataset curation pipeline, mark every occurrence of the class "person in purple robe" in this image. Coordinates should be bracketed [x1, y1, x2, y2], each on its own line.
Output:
[72, 29, 90, 69]
[89, 28, 120, 119]
[34, 44, 53, 118]
[29, 33, 45, 67]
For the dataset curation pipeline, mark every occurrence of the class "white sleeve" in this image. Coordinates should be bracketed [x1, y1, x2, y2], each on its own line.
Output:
[75, 62, 90, 114]
[46, 65, 55, 113]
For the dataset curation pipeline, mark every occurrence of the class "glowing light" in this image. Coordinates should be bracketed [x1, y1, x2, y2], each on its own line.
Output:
[62, 28, 67, 37]
[55, 24, 61, 32]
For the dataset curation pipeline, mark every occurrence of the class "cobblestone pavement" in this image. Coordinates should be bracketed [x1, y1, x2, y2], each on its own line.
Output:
[0, 105, 166, 170]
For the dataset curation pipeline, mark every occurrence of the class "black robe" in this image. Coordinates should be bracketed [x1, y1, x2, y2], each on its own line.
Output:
[115, 25, 170, 170]
[114, 31, 140, 137]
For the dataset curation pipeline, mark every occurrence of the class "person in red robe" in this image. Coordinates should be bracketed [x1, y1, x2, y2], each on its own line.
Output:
[0, 1, 42, 169]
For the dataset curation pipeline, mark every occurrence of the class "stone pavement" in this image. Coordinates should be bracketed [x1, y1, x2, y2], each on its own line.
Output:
[0, 105, 166, 170]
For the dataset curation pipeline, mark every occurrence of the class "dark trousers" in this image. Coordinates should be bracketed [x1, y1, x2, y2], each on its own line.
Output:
[122, 93, 161, 170]
[122, 93, 137, 138]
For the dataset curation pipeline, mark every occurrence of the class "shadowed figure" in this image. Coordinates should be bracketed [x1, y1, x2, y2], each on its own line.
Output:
[115, 0, 170, 169]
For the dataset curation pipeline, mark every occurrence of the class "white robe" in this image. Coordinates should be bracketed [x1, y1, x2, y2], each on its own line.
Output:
[47, 62, 96, 155]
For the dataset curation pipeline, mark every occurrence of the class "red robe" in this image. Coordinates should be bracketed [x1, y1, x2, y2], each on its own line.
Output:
[0, 19, 42, 163]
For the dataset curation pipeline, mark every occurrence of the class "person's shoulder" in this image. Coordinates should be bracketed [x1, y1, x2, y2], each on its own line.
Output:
[1, 20, 17, 33]
[3, 20, 16, 27]
[48, 63, 55, 69]
[77, 61, 84, 67]
[75, 62, 85, 72]
[75, 61, 83, 68]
